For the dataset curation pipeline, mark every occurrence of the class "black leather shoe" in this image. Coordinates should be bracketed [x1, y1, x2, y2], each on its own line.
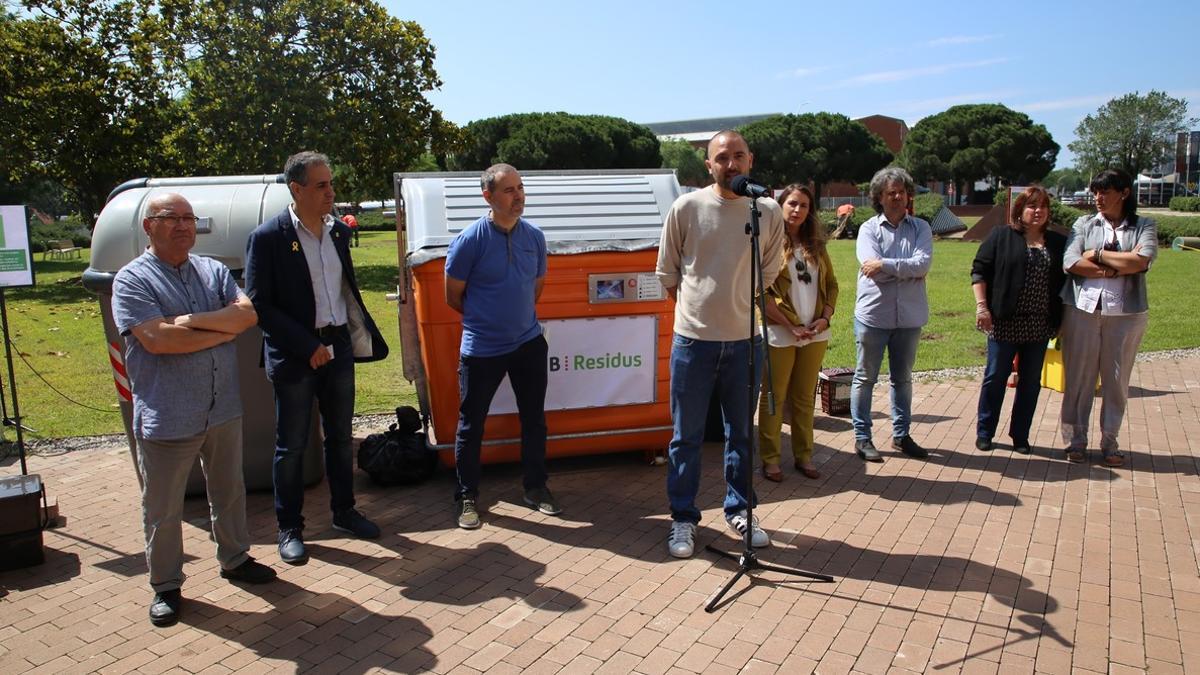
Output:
[220, 557, 277, 584]
[278, 529, 309, 565]
[893, 435, 929, 458]
[855, 439, 883, 462]
[1013, 441, 1032, 455]
[975, 437, 993, 451]
[332, 509, 381, 539]
[149, 589, 181, 627]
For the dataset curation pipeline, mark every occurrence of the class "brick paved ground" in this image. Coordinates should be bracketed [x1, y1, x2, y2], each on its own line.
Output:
[2, 354, 1199, 674]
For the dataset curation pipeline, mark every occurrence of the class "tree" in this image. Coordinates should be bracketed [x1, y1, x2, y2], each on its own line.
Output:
[899, 104, 1058, 202]
[659, 139, 708, 187]
[1068, 91, 1196, 178]
[739, 113, 893, 204]
[172, 0, 443, 199]
[1, 0, 447, 222]
[0, 1, 185, 224]
[449, 113, 661, 171]
[1041, 167, 1088, 195]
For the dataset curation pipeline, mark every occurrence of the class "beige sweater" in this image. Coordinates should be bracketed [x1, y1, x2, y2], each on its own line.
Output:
[656, 186, 786, 341]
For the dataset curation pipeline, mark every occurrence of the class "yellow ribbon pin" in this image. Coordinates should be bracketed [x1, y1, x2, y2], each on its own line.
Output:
[291, 241, 299, 252]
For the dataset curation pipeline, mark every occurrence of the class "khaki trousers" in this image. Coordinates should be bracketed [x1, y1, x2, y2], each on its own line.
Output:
[757, 340, 828, 466]
[138, 417, 250, 592]
[1059, 306, 1148, 453]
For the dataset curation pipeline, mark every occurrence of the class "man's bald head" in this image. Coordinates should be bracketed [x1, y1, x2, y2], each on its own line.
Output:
[706, 130, 748, 159]
[142, 192, 197, 266]
[705, 131, 754, 197]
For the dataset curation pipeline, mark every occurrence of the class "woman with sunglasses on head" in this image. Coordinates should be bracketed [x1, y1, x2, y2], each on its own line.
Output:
[757, 184, 838, 481]
[970, 186, 1066, 455]
[1059, 168, 1157, 466]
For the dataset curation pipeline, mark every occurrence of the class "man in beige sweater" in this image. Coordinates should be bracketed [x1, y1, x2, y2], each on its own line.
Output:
[655, 130, 786, 558]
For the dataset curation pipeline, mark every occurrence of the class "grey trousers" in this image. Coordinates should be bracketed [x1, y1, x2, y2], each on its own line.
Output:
[1059, 306, 1148, 453]
[137, 417, 250, 593]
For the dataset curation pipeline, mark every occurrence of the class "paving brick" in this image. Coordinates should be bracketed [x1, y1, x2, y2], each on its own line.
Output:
[2, 356, 1199, 673]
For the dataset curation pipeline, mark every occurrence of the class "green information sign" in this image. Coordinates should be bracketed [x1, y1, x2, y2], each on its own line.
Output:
[0, 250, 27, 272]
[0, 205, 34, 287]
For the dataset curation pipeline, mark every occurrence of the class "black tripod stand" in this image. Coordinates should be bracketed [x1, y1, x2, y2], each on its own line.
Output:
[704, 193, 833, 613]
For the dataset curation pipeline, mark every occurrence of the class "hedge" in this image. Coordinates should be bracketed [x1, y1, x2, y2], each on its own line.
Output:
[30, 217, 90, 253]
[353, 211, 397, 232]
[1154, 214, 1200, 243]
[1168, 196, 1200, 212]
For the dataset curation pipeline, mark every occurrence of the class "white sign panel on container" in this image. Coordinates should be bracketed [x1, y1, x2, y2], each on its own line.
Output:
[0, 206, 34, 288]
[489, 315, 656, 414]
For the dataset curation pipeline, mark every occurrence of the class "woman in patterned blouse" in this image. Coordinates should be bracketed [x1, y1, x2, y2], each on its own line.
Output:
[970, 186, 1067, 455]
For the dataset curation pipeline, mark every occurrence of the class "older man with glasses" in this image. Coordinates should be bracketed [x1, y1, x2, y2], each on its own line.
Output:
[112, 192, 276, 628]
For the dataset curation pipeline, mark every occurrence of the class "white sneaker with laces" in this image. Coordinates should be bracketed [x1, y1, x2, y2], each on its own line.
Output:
[668, 521, 696, 558]
[726, 511, 770, 548]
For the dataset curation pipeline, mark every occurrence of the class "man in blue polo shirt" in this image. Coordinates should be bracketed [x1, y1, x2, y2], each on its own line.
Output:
[445, 163, 560, 529]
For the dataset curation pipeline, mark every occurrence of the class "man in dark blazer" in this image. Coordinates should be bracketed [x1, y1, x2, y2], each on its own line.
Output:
[245, 151, 388, 565]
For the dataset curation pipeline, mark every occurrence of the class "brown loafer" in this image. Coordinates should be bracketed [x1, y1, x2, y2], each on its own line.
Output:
[761, 463, 783, 482]
[795, 462, 821, 480]
[1103, 452, 1124, 467]
[1066, 448, 1086, 464]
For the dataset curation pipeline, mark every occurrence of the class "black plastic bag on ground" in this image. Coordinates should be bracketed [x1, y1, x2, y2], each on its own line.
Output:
[357, 406, 438, 486]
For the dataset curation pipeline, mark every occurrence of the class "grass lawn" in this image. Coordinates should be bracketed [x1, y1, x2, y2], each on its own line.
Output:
[3, 232, 1197, 441]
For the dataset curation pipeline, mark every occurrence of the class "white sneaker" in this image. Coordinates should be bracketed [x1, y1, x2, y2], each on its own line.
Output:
[726, 511, 770, 548]
[668, 521, 696, 558]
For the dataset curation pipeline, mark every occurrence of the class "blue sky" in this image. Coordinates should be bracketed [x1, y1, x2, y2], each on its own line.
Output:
[383, 0, 1199, 168]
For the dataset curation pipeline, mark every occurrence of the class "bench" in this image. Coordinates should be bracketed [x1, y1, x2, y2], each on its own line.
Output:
[43, 239, 82, 260]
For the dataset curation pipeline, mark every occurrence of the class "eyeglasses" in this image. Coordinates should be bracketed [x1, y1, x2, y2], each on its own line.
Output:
[794, 256, 812, 284]
[148, 214, 199, 227]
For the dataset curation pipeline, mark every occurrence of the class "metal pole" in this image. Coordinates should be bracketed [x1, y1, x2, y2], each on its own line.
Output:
[0, 289, 29, 475]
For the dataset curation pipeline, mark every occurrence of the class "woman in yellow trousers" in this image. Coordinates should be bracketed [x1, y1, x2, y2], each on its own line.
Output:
[758, 184, 838, 481]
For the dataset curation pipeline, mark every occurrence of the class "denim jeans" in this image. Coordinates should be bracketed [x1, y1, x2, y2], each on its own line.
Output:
[667, 334, 763, 524]
[976, 338, 1048, 444]
[454, 335, 549, 501]
[850, 319, 921, 441]
[272, 330, 356, 532]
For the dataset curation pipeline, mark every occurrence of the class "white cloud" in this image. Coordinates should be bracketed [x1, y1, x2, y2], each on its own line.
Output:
[1015, 95, 1114, 112]
[889, 90, 1022, 115]
[1016, 89, 1200, 113]
[924, 34, 1002, 47]
[774, 65, 830, 80]
[831, 57, 1010, 88]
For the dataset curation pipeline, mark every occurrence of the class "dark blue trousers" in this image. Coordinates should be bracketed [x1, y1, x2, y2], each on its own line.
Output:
[976, 338, 1049, 445]
[454, 335, 549, 501]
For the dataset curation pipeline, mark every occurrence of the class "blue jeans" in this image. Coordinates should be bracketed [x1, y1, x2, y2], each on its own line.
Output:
[272, 330, 356, 532]
[850, 319, 921, 441]
[977, 338, 1048, 444]
[667, 334, 763, 524]
[454, 335, 549, 501]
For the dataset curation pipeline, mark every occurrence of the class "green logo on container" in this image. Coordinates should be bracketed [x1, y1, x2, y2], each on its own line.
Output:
[0, 212, 6, 248]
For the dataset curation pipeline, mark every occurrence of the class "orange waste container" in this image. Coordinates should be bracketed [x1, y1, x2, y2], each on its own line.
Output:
[396, 171, 684, 466]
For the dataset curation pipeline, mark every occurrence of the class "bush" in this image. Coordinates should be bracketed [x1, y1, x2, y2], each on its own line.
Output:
[1169, 196, 1200, 212]
[354, 211, 396, 232]
[1049, 202, 1084, 230]
[29, 216, 90, 253]
[913, 193, 945, 222]
[1154, 215, 1200, 243]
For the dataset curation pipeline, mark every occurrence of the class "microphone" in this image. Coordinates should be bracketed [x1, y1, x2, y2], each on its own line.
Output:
[730, 175, 771, 199]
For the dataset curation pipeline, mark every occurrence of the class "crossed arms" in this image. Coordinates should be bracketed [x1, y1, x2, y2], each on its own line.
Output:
[130, 294, 258, 355]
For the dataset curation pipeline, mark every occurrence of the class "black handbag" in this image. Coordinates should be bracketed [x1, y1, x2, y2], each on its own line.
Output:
[356, 406, 437, 486]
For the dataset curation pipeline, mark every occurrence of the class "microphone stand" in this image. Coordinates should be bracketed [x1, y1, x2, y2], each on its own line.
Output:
[703, 194, 833, 613]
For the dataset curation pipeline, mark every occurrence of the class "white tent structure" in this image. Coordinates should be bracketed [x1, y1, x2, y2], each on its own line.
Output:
[1136, 172, 1178, 206]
